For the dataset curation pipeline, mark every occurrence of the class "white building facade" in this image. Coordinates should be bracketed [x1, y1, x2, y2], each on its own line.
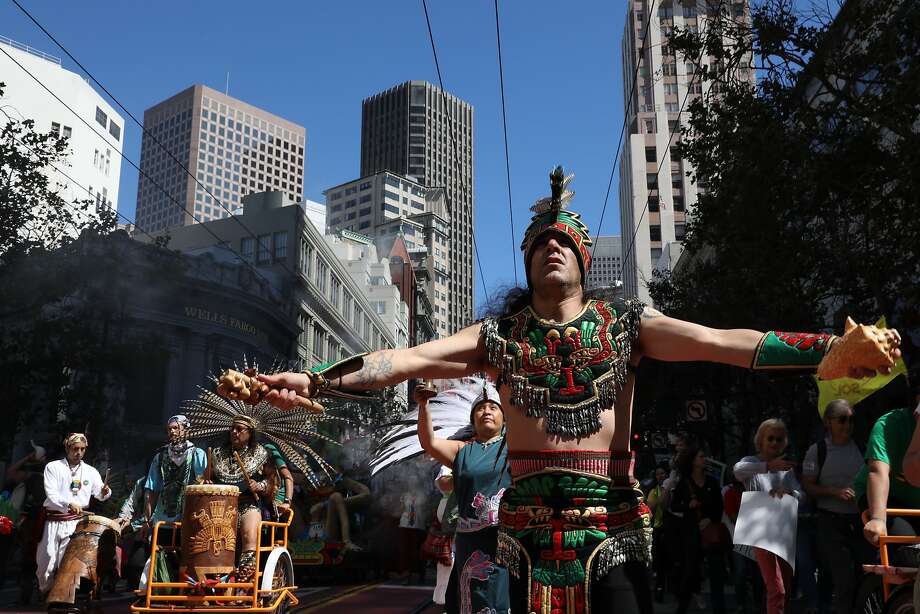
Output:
[0, 35, 123, 224]
[617, 1, 752, 303]
[324, 171, 450, 336]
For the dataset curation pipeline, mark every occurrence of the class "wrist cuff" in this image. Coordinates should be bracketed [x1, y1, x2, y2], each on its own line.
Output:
[751, 331, 836, 370]
[305, 353, 377, 401]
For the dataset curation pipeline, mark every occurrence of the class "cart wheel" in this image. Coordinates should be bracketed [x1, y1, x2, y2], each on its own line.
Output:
[882, 584, 914, 614]
[272, 560, 293, 614]
[855, 575, 885, 614]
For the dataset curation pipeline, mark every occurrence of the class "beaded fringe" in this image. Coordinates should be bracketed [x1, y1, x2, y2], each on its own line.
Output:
[592, 527, 654, 580]
[496, 531, 522, 578]
[482, 298, 645, 439]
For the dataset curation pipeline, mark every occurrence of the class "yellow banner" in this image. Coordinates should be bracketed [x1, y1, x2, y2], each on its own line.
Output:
[815, 316, 907, 416]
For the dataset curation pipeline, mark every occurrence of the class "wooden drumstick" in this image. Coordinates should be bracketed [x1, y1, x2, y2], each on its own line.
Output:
[233, 451, 252, 484]
[206, 447, 214, 483]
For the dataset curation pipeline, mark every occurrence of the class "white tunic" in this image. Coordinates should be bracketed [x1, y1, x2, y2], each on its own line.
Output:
[37, 459, 110, 592]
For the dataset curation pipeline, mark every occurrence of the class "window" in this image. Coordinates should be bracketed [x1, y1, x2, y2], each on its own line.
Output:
[315, 259, 328, 293]
[662, 63, 677, 76]
[649, 225, 662, 242]
[665, 102, 680, 113]
[109, 121, 121, 142]
[359, 194, 372, 203]
[675, 224, 686, 240]
[383, 203, 399, 214]
[95, 107, 108, 128]
[273, 232, 287, 260]
[649, 196, 660, 213]
[672, 173, 683, 189]
[646, 174, 658, 189]
[683, 5, 697, 18]
[313, 326, 326, 362]
[658, 6, 673, 19]
[384, 189, 400, 201]
[330, 277, 341, 308]
[664, 83, 678, 96]
[300, 239, 314, 277]
[62, 125, 72, 138]
[257, 234, 271, 263]
[241, 237, 255, 261]
[51, 122, 61, 135]
[674, 196, 685, 211]
[384, 175, 401, 189]
[644, 147, 656, 163]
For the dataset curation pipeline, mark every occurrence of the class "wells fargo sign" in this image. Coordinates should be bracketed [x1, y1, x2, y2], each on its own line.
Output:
[183, 306, 261, 337]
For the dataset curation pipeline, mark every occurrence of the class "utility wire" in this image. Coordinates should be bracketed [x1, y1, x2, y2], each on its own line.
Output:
[0, 44, 279, 290]
[592, 0, 659, 258]
[493, 0, 517, 285]
[8, 0, 307, 286]
[6, 128, 161, 245]
[421, 0, 490, 309]
[622, 1, 723, 270]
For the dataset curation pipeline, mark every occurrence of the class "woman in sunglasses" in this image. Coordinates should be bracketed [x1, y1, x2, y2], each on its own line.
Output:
[733, 419, 803, 614]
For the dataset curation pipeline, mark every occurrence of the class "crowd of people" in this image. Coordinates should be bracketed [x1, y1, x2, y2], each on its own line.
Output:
[637, 378, 920, 614]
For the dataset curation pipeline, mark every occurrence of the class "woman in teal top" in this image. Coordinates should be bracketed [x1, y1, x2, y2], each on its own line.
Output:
[416, 380, 511, 614]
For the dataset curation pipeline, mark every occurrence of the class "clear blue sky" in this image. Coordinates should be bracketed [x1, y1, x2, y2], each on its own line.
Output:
[2, 1, 629, 309]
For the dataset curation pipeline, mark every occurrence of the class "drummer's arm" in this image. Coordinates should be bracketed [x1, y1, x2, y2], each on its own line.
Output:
[144, 490, 157, 523]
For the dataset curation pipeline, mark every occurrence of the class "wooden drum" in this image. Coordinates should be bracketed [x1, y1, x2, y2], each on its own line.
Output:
[47, 515, 120, 606]
[180, 484, 240, 578]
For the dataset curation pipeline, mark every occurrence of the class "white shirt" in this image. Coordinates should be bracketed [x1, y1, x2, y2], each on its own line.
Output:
[43, 459, 109, 513]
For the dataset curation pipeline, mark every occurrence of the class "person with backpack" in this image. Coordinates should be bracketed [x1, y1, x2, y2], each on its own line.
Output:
[802, 399, 873, 614]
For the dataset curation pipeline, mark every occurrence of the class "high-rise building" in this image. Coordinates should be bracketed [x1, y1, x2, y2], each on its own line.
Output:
[584, 235, 623, 290]
[324, 171, 450, 338]
[135, 84, 305, 233]
[618, 1, 752, 303]
[360, 80, 474, 333]
[0, 36, 123, 224]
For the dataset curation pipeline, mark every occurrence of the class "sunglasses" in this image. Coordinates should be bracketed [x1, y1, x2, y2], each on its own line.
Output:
[831, 415, 853, 424]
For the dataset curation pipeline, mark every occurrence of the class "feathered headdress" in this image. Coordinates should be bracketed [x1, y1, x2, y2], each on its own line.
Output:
[182, 389, 341, 488]
[369, 376, 498, 475]
[520, 165, 593, 285]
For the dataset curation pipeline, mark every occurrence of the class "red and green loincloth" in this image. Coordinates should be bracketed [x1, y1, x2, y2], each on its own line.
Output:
[496, 450, 652, 614]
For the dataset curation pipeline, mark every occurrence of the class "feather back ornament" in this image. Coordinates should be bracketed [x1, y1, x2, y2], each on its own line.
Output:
[369, 376, 497, 475]
[183, 386, 343, 488]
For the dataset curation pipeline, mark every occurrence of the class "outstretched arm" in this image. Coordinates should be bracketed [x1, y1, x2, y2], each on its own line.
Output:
[260, 323, 487, 409]
[635, 306, 899, 378]
[635, 307, 761, 368]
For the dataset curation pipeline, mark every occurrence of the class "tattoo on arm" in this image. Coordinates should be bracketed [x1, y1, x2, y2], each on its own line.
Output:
[642, 306, 665, 320]
[354, 351, 394, 387]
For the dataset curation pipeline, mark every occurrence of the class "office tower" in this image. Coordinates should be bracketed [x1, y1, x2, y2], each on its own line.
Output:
[135, 84, 305, 233]
[360, 80, 473, 333]
[584, 235, 624, 290]
[618, 1, 752, 302]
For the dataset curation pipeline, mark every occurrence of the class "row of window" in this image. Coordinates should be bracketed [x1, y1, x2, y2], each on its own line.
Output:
[94, 106, 121, 142]
[201, 96, 304, 147]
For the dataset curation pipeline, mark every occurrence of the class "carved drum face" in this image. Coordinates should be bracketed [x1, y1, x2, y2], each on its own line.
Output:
[181, 485, 240, 577]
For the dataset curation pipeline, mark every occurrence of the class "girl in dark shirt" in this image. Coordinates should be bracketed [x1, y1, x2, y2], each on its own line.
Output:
[670, 445, 727, 614]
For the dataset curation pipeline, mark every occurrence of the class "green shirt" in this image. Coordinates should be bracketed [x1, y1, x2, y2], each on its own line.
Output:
[853, 408, 920, 508]
[263, 443, 289, 503]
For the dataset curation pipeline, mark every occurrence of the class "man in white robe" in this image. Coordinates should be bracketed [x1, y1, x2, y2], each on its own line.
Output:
[36, 433, 111, 593]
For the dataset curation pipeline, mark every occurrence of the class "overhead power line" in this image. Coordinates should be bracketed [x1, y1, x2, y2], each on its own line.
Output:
[420, 0, 490, 307]
[493, 0, 517, 285]
[592, 1, 659, 258]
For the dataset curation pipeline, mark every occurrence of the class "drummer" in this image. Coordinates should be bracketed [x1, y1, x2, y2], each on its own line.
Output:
[143, 414, 208, 528]
[209, 414, 273, 581]
[36, 433, 111, 593]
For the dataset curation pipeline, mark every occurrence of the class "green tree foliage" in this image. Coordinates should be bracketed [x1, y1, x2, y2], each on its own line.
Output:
[648, 0, 920, 333]
[0, 82, 116, 263]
